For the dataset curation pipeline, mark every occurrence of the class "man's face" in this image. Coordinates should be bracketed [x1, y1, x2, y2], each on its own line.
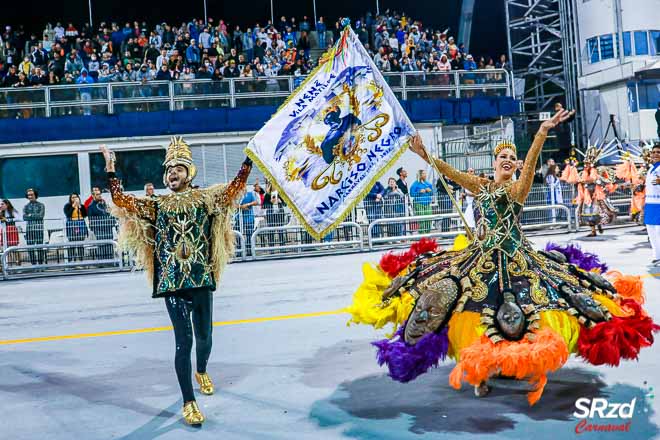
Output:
[516, 160, 524, 170]
[651, 147, 660, 164]
[166, 165, 189, 192]
[401, 170, 408, 179]
[93, 188, 103, 201]
[548, 159, 555, 167]
[27, 190, 36, 201]
[145, 185, 154, 196]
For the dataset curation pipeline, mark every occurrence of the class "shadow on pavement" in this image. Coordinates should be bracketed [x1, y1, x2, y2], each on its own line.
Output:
[310, 366, 659, 439]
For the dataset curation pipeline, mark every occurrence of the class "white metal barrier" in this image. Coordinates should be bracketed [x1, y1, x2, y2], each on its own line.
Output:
[250, 222, 363, 259]
[367, 204, 573, 250]
[1, 240, 122, 279]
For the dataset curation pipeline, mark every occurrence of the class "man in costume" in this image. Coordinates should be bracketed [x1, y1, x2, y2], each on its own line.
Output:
[347, 110, 658, 405]
[100, 137, 252, 425]
[646, 143, 660, 264]
[561, 141, 618, 237]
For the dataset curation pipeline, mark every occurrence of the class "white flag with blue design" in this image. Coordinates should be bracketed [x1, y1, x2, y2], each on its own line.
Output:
[246, 26, 416, 240]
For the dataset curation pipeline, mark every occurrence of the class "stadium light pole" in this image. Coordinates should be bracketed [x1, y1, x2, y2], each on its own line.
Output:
[88, 0, 93, 28]
[376, 0, 380, 16]
[313, 0, 318, 27]
[203, 0, 208, 24]
[270, 0, 274, 24]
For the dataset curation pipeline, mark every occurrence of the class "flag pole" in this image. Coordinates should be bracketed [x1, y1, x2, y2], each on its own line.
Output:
[419, 141, 474, 241]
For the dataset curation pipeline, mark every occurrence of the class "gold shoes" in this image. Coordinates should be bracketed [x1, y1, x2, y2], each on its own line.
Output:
[182, 401, 204, 425]
[195, 372, 215, 395]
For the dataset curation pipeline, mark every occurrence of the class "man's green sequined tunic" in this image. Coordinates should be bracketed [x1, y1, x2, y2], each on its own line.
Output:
[108, 161, 251, 297]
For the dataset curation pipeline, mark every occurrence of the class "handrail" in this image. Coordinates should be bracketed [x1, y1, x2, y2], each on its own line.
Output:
[0, 69, 512, 119]
[250, 222, 363, 259]
[366, 204, 573, 250]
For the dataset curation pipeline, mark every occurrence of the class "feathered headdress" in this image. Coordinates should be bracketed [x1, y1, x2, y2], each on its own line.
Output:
[575, 139, 619, 165]
[615, 140, 653, 166]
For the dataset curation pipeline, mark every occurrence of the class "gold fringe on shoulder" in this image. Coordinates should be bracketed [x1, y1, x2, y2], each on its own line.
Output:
[111, 204, 156, 286]
[204, 184, 239, 284]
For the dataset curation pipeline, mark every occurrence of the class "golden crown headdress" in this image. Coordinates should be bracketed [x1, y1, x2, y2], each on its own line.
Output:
[493, 141, 517, 157]
[163, 136, 197, 181]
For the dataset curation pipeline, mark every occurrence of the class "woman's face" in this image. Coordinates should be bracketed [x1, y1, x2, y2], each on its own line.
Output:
[0, 201, 6, 211]
[420, 171, 427, 181]
[494, 148, 517, 180]
[388, 179, 396, 189]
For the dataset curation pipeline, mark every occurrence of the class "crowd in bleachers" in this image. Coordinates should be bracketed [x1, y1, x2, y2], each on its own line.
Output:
[0, 10, 511, 89]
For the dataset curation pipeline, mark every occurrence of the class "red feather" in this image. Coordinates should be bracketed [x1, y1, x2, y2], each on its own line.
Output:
[578, 299, 660, 366]
[378, 238, 439, 278]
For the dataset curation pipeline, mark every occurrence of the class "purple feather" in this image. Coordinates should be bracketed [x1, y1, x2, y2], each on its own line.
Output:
[545, 243, 608, 273]
[372, 323, 449, 383]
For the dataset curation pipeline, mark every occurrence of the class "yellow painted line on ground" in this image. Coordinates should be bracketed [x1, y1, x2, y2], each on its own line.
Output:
[2, 272, 659, 347]
[0, 309, 348, 346]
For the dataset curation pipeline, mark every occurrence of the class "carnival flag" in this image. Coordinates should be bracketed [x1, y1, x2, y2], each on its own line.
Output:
[245, 26, 416, 240]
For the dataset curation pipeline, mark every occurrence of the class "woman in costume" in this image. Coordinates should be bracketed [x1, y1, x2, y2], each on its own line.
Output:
[347, 110, 658, 405]
[561, 141, 618, 236]
[101, 137, 252, 425]
[615, 143, 652, 224]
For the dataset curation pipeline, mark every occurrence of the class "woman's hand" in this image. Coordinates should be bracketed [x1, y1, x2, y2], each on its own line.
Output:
[539, 109, 575, 134]
[100, 144, 116, 173]
[408, 133, 430, 163]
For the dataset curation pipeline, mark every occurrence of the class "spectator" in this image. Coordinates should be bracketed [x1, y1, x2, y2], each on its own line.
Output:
[223, 59, 240, 77]
[13, 72, 30, 88]
[2, 65, 19, 87]
[410, 169, 433, 234]
[30, 67, 48, 86]
[19, 56, 34, 75]
[395, 167, 409, 195]
[185, 39, 201, 67]
[316, 17, 327, 49]
[545, 164, 564, 222]
[263, 184, 287, 249]
[242, 28, 255, 62]
[365, 181, 385, 238]
[514, 159, 524, 180]
[144, 182, 157, 198]
[63, 193, 88, 261]
[64, 49, 83, 74]
[496, 54, 512, 71]
[0, 199, 21, 249]
[238, 183, 259, 255]
[155, 64, 172, 81]
[88, 187, 114, 260]
[383, 177, 405, 237]
[199, 28, 212, 49]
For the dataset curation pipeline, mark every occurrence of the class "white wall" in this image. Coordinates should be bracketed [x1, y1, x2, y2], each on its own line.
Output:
[577, 0, 660, 76]
[640, 109, 659, 140]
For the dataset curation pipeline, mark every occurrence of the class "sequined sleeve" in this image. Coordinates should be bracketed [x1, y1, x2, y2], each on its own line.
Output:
[431, 158, 486, 194]
[512, 131, 547, 203]
[108, 173, 156, 220]
[213, 159, 252, 208]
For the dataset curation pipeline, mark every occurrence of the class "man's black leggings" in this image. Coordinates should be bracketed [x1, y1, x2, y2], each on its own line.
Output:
[164, 288, 213, 403]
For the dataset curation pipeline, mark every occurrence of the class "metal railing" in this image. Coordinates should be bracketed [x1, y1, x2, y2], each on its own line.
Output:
[0, 69, 511, 120]
[366, 204, 573, 250]
[0, 182, 642, 279]
[248, 222, 364, 259]
[1, 240, 122, 279]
